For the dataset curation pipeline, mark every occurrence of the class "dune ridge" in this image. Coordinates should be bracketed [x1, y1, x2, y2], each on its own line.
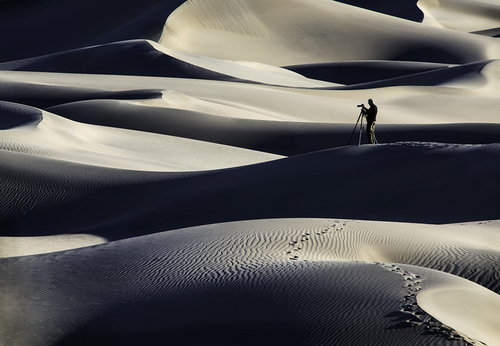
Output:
[2, 218, 499, 345]
[1, 0, 499, 344]
[0, 101, 282, 171]
[160, 0, 500, 65]
[418, 0, 500, 33]
[1, 142, 499, 241]
[183, 0, 269, 38]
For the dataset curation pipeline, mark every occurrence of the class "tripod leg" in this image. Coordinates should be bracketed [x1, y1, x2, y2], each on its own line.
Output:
[358, 115, 363, 146]
[348, 111, 363, 145]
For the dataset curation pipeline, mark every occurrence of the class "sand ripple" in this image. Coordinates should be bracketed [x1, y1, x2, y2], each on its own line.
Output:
[1, 0, 499, 344]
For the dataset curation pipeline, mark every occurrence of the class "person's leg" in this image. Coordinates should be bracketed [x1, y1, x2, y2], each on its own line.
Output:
[368, 122, 376, 144]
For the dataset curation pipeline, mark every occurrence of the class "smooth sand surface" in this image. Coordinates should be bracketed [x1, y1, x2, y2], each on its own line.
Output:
[0, 101, 282, 171]
[159, 0, 500, 65]
[418, 284, 500, 346]
[1, 0, 500, 345]
[0, 234, 107, 258]
[418, 0, 500, 34]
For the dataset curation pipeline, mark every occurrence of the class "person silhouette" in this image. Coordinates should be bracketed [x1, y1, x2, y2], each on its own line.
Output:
[361, 99, 377, 144]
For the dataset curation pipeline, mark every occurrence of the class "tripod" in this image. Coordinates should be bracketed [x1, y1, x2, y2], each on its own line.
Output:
[347, 110, 365, 146]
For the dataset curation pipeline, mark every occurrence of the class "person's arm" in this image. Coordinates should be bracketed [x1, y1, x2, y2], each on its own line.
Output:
[361, 105, 369, 115]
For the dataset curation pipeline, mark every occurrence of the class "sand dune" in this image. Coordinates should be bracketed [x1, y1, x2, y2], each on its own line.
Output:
[0, 101, 281, 171]
[284, 60, 450, 85]
[1, 142, 499, 240]
[0, 234, 107, 258]
[44, 99, 500, 154]
[335, 0, 424, 22]
[159, 0, 500, 65]
[0, 0, 187, 62]
[418, 0, 500, 34]
[0, 40, 333, 87]
[2, 66, 500, 127]
[1, 218, 500, 345]
[0, 40, 239, 80]
[1, 0, 500, 345]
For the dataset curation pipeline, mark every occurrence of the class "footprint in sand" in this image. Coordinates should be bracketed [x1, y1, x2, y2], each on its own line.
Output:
[287, 220, 349, 260]
[377, 263, 478, 345]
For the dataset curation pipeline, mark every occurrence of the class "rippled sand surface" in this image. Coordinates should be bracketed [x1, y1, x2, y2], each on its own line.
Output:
[1, 0, 499, 345]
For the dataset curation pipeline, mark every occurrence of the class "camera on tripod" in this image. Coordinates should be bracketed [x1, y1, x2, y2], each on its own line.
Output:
[357, 104, 364, 108]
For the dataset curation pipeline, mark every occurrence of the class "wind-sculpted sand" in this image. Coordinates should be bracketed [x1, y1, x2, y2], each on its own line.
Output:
[1, 0, 499, 345]
[1, 219, 500, 345]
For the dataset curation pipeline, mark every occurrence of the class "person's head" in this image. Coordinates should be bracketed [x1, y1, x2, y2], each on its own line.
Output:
[368, 98, 374, 106]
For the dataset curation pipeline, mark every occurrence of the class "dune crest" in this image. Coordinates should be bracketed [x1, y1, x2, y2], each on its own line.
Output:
[0, 234, 107, 258]
[0, 101, 42, 130]
[418, 0, 500, 34]
[160, 0, 500, 65]
[418, 284, 500, 346]
[1, 218, 498, 345]
[1, 0, 499, 344]
[183, 0, 269, 38]
[0, 103, 282, 172]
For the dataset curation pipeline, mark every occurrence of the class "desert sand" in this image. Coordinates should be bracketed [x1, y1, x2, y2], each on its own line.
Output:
[0, 0, 499, 345]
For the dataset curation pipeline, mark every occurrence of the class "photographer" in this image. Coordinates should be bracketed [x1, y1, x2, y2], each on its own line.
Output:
[358, 99, 377, 144]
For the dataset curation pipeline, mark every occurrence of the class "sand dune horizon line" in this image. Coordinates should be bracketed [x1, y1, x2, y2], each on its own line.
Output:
[1, 0, 499, 345]
[0, 141, 498, 242]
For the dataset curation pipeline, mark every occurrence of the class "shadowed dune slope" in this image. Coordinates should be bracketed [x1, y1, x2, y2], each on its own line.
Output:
[326, 60, 493, 90]
[46, 99, 500, 154]
[418, 0, 500, 33]
[0, 101, 42, 130]
[0, 102, 282, 172]
[0, 0, 186, 63]
[0, 257, 445, 346]
[3, 65, 500, 125]
[2, 219, 499, 346]
[284, 60, 449, 85]
[1, 0, 500, 345]
[0, 39, 336, 88]
[335, 0, 423, 22]
[1, 142, 499, 240]
[0, 80, 163, 109]
[0, 40, 239, 81]
[159, 0, 500, 65]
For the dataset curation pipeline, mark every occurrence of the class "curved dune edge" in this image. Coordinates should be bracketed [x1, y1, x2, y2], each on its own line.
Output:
[1, 0, 500, 344]
[0, 101, 42, 129]
[0, 102, 282, 172]
[333, 0, 424, 22]
[1, 143, 499, 238]
[149, 41, 338, 87]
[0, 39, 337, 88]
[0, 259, 443, 346]
[418, 285, 500, 346]
[3, 59, 500, 125]
[0, 235, 107, 258]
[159, 0, 500, 65]
[417, 0, 500, 33]
[1, 217, 499, 346]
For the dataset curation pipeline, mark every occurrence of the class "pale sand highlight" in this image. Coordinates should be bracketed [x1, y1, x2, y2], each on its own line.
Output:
[159, 0, 500, 65]
[1, 0, 500, 345]
[0, 234, 107, 258]
[418, 285, 500, 346]
[3, 67, 500, 125]
[0, 102, 282, 171]
[1, 218, 499, 345]
[418, 0, 500, 33]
